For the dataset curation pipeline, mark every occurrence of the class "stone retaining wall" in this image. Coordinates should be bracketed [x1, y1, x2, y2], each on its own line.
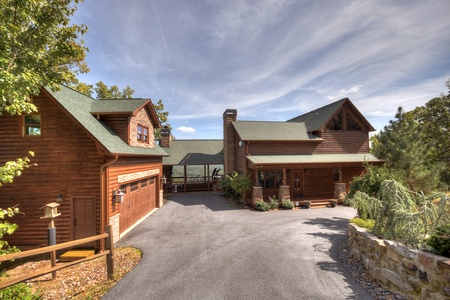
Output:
[348, 224, 450, 299]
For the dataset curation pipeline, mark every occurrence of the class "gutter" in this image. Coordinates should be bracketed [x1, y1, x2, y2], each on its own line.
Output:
[99, 154, 119, 250]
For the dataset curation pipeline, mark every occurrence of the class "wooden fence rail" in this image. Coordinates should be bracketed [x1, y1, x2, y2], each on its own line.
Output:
[0, 225, 114, 290]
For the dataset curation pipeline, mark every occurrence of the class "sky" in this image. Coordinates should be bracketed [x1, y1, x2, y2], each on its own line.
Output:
[72, 0, 450, 139]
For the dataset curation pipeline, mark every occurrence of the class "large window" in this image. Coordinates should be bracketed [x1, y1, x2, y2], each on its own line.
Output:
[258, 170, 283, 188]
[22, 114, 42, 137]
[137, 125, 149, 143]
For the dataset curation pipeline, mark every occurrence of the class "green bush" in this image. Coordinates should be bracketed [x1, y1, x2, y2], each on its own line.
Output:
[281, 199, 294, 209]
[426, 224, 450, 257]
[348, 164, 405, 198]
[346, 191, 380, 220]
[254, 201, 271, 211]
[0, 283, 40, 300]
[268, 196, 279, 209]
[350, 218, 375, 230]
[219, 176, 240, 200]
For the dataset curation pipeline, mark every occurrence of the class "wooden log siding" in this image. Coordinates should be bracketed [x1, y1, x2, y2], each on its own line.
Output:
[315, 131, 370, 153]
[0, 92, 103, 248]
[100, 115, 129, 144]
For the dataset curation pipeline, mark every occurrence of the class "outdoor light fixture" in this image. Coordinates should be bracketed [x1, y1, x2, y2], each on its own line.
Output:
[113, 188, 124, 203]
[56, 193, 63, 203]
[162, 175, 167, 184]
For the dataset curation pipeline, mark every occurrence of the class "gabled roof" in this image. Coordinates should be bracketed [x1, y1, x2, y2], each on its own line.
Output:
[43, 85, 168, 157]
[162, 140, 223, 165]
[90, 99, 161, 124]
[232, 121, 322, 142]
[287, 98, 375, 132]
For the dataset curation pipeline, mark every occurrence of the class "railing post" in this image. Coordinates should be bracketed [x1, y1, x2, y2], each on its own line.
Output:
[105, 225, 115, 279]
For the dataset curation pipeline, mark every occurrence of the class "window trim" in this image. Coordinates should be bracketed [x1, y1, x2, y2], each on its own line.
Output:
[137, 124, 149, 143]
[22, 113, 42, 137]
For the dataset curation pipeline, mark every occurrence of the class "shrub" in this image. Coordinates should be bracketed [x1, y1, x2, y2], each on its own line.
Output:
[219, 176, 240, 200]
[346, 191, 380, 220]
[426, 224, 450, 257]
[0, 283, 39, 300]
[281, 199, 294, 209]
[254, 201, 271, 211]
[348, 163, 405, 198]
[350, 218, 375, 230]
[268, 196, 279, 209]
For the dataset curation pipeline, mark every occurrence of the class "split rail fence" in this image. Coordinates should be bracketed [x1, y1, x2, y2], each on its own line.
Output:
[0, 225, 114, 290]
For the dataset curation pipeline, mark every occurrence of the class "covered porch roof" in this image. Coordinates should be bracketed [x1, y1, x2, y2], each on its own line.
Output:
[247, 153, 381, 168]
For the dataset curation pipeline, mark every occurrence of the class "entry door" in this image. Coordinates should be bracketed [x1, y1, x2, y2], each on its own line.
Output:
[73, 197, 97, 243]
[292, 171, 302, 197]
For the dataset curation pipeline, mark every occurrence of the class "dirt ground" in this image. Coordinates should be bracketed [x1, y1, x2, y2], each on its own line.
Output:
[1, 246, 142, 299]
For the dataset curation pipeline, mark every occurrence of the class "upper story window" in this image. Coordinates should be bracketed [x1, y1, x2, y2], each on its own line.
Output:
[22, 114, 42, 137]
[326, 109, 363, 131]
[137, 125, 149, 143]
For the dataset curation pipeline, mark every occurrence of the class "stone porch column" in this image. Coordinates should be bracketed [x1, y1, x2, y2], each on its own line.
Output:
[251, 186, 263, 206]
[334, 183, 347, 200]
[279, 185, 290, 202]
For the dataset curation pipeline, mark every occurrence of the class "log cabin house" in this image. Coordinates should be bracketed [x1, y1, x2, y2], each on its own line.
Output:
[0, 85, 168, 249]
[223, 98, 381, 206]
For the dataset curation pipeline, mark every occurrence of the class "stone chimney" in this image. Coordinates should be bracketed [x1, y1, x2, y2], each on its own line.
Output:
[223, 109, 237, 175]
[160, 126, 172, 147]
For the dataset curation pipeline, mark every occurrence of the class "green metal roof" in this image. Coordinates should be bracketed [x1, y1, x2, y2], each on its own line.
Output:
[90, 99, 149, 114]
[287, 99, 347, 131]
[287, 98, 375, 132]
[232, 121, 322, 141]
[44, 85, 168, 157]
[162, 140, 223, 165]
[247, 153, 380, 165]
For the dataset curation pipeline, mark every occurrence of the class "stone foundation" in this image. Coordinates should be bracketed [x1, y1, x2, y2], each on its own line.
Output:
[348, 224, 450, 299]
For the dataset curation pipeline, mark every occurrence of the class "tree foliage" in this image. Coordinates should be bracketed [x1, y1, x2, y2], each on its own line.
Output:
[0, 152, 35, 187]
[348, 180, 450, 248]
[371, 79, 450, 193]
[0, 206, 21, 256]
[0, 0, 88, 115]
[225, 171, 251, 206]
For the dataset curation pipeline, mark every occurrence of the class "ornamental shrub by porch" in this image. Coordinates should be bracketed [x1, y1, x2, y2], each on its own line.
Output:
[268, 196, 279, 209]
[281, 199, 294, 209]
[254, 201, 271, 211]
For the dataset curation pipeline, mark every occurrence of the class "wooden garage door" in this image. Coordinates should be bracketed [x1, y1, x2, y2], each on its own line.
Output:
[119, 177, 156, 233]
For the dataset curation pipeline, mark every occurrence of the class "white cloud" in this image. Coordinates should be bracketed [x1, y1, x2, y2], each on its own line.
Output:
[176, 126, 196, 134]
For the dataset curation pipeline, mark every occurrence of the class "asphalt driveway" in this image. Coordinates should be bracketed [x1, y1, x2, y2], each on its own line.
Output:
[104, 193, 373, 300]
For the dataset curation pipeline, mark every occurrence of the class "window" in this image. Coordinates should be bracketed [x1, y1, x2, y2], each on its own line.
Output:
[137, 125, 149, 143]
[130, 182, 139, 192]
[141, 179, 148, 187]
[23, 114, 42, 137]
[346, 112, 362, 131]
[258, 170, 284, 188]
[326, 109, 343, 130]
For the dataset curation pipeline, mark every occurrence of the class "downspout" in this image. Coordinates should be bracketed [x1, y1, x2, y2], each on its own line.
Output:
[100, 154, 119, 250]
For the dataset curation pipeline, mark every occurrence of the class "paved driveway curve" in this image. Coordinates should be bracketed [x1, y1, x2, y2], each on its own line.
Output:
[104, 193, 372, 300]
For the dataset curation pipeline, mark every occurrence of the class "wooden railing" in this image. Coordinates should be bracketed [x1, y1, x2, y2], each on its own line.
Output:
[0, 225, 114, 290]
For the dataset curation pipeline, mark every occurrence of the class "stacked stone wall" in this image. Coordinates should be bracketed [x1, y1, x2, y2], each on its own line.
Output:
[348, 224, 450, 299]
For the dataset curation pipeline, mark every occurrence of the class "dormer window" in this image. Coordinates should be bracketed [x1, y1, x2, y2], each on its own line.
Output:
[137, 125, 149, 143]
[22, 114, 42, 137]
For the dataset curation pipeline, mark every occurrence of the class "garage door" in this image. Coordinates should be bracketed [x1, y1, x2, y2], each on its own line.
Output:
[119, 177, 157, 233]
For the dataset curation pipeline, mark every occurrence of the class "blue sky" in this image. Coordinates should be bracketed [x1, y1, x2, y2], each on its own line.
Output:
[72, 0, 450, 139]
